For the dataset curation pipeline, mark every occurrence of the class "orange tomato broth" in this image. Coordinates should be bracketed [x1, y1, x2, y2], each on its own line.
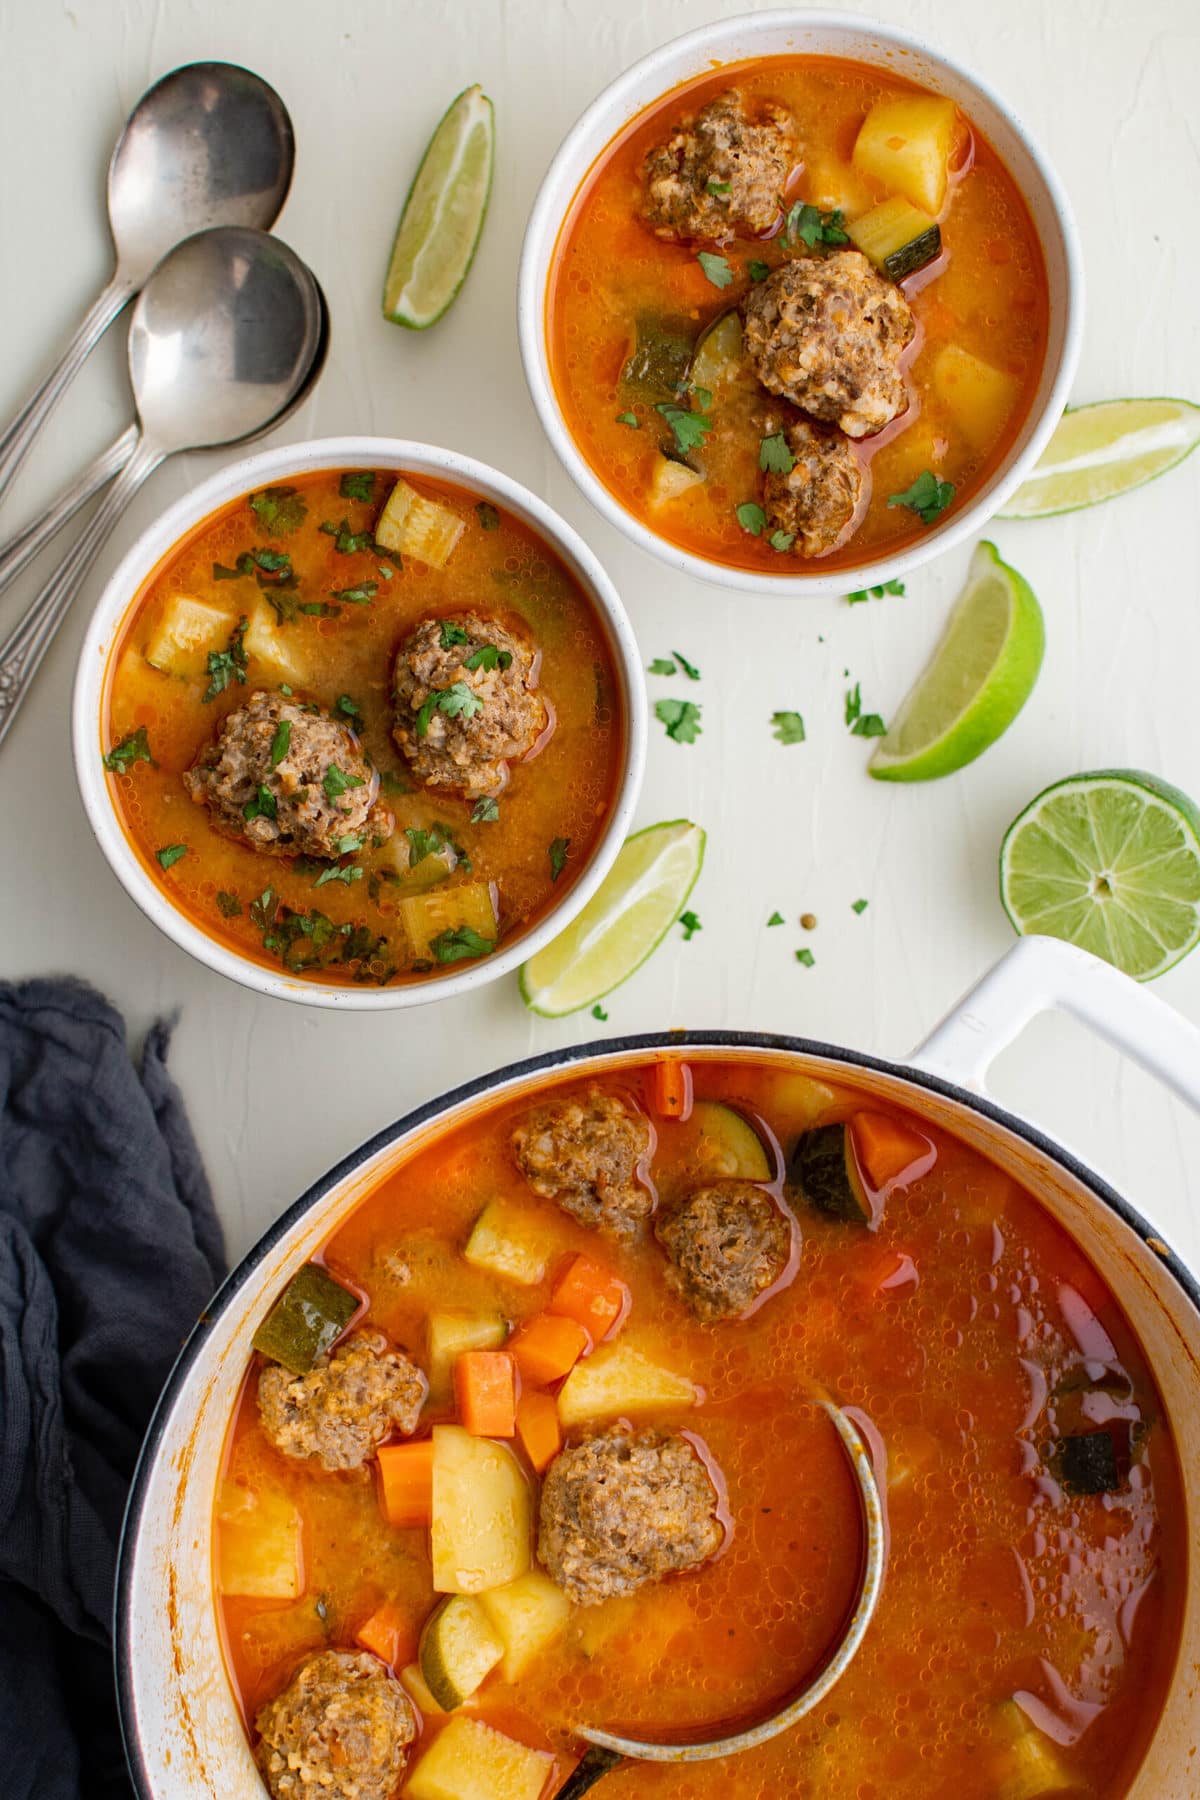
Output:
[101, 467, 624, 987]
[216, 1059, 1184, 1798]
[546, 56, 1049, 575]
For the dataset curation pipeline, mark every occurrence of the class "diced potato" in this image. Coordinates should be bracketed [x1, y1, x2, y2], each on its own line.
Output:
[419, 1595, 505, 1708]
[992, 1702, 1085, 1800]
[399, 881, 499, 961]
[242, 598, 308, 687]
[557, 1342, 698, 1427]
[216, 1479, 303, 1599]
[464, 1201, 556, 1289]
[933, 344, 1021, 453]
[801, 151, 877, 219]
[428, 1310, 509, 1395]
[648, 455, 704, 511]
[430, 1424, 532, 1595]
[767, 1072, 839, 1134]
[376, 477, 465, 569]
[405, 1715, 553, 1800]
[852, 94, 959, 215]
[479, 1570, 571, 1681]
[144, 594, 238, 678]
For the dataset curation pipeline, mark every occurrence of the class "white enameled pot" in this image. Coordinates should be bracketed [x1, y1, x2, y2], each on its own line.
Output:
[517, 9, 1083, 596]
[116, 937, 1200, 1797]
[72, 436, 647, 1010]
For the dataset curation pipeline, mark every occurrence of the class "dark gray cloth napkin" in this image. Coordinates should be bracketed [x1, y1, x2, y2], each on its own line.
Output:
[0, 979, 224, 1800]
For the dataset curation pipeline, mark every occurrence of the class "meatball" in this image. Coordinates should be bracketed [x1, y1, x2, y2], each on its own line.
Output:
[255, 1650, 417, 1800]
[655, 1180, 794, 1322]
[257, 1330, 427, 1472]
[642, 90, 797, 242]
[538, 1426, 723, 1605]
[742, 251, 914, 438]
[763, 419, 864, 557]
[512, 1087, 652, 1240]
[391, 612, 546, 797]
[184, 690, 392, 860]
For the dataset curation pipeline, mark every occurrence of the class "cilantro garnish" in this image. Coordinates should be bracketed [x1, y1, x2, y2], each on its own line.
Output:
[339, 471, 376, 502]
[697, 251, 734, 288]
[796, 947, 816, 968]
[656, 401, 712, 459]
[767, 911, 784, 927]
[324, 764, 366, 802]
[202, 617, 249, 704]
[845, 683, 887, 738]
[736, 502, 767, 536]
[769, 530, 796, 553]
[333, 833, 364, 855]
[616, 412, 640, 428]
[404, 824, 459, 867]
[300, 601, 339, 618]
[471, 797, 499, 824]
[330, 581, 378, 606]
[415, 682, 484, 739]
[852, 898, 869, 915]
[888, 471, 955, 525]
[679, 910, 702, 940]
[156, 844, 187, 870]
[771, 710, 806, 745]
[847, 579, 906, 604]
[592, 1004, 609, 1021]
[706, 179, 731, 196]
[216, 890, 241, 918]
[464, 643, 513, 673]
[655, 698, 702, 744]
[430, 925, 495, 964]
[313, 864, 364, 888]
[549, 837, 570, 882]
[759, 433, 795, 475]
[786, 202, 849, 248]
[747, 259, 771, 283]
[475, 501, 500, 531]
[102, 726, 153, 775]
[320, 518, 375, 554]
[249, 486, 306, 536]
[334, 694, 361, 722]
[243, 784, 277, 824]
[648, 657, 677, 676]
[673, 649, 700, 681]
[269, 720, 291, 769]
[439, 620, 470, 648]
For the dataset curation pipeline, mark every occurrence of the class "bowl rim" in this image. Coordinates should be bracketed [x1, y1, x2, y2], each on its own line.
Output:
[72, 434, 648, 1011]
[516, 6, 1086, 596]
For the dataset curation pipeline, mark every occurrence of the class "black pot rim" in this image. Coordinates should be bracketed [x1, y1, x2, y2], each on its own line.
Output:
[113, 1027, 1200, 1795]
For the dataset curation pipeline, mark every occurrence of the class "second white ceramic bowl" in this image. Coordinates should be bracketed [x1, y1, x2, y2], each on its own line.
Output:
[518, 9, 1084, 597]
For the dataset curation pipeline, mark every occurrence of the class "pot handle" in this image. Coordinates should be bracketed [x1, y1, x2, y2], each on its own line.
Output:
[909, 935, 1200, 1116]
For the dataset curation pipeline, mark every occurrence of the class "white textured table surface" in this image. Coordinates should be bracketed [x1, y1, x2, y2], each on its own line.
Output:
[1, 0, 1197, 1270]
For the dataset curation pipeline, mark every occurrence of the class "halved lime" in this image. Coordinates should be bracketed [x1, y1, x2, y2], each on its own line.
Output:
[1000, 398, 1200, 519]
[868, 540, 1043, 783]
[382, 85, 494, 330]
[1000, 771, 1200, 981]
[519, 821, 705, 1017]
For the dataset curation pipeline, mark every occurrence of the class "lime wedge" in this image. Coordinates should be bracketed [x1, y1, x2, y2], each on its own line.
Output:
[382, 85, 494, 330]
[868, 540, 1043, 783]
[519, 821, 705, 1017]
[1000, 771, 1200, 981]
[1000, 398, 1200, 519]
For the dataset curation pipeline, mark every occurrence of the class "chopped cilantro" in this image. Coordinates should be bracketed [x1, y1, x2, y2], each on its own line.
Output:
[616, 412, 640, 428]
[269, 719, 291, 768]
[252, 548, 291, 574]
[430, 925, 495, 964]
[102, 726, 153, 775]
[339, 471, 376, 502]
[300, 601, 339, 618]
[243, 784, 277, 823]
[592, 1004, 609, 1021]
[673, 649, 700, 681]
[377, 563, 396, 580]
[549, 837, 570, 882]
[747, 259, 770, 282]
[845, 683, 887, 738]
[697, 250, 734, 288]
[202, 617, 249, 703]
[439, 620, 470, 648]
[324, 764, 366, 802]
[329, 581, 378, 605]
[404, 824, 457, 867]
[249, 485, 306, 535]
[706, 179, 731, 196]
[333, 833, 365, 855]
[888, 470, 955, 525]
[415, 682, 484, 739]
[759, 433, 795, 475]
[769, 530, 796, 553]
[786, 202, 849, 248]
[847, 579, 906, 604]
[736, 501, 766, 536]
[690, 384, 712, 411]
[655, 698, 702, 744]
[334, 694, 361, 722]
[313, 863, 364, 888]
[216, 890, 242, 918]
[655, 401, 712, 459]
[155, 844, 187, 870]
[320, 518, 375, 554]
[852, 898, 869, 915]
[471, 797, 500, 824]
[464, 643, 513, 673]
[767, 911, 784, 927]
[679, 910, 702, 940]
[648, 657, 677, 676]
[795, 947, 816, 968]
[771, 710, 806, 745]
[475, 501, 500, 531]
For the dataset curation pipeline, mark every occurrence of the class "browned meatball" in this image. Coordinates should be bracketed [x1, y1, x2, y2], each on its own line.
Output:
[391, 612, 546, 798]
[538, 1426, 723, 1604]
[184, 690, 392, 860]
[642, 90, 797, 242]
[257, 1331, 427, 1472]
[512, 1087, 653, 1240]
[255, 1650, 417, 1800]
[655, 1180, 795, 1322]
[743, 251, 914, 438]
[763, 419, 864, 557]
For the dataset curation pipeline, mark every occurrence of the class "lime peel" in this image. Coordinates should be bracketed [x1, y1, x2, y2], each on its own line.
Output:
[1000, 398, 1200, 519]
[383, 84, 494, 330]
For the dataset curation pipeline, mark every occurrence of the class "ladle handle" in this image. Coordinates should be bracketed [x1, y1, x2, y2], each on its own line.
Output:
[555, 1748, 626, 1799]
[0, 275, 133, 512]
[0, 435, 161, 750]
[0, 425, 138, 600]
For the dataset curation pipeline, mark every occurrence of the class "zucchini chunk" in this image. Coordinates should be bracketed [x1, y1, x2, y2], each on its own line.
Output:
[621, 312, 694, 400]
[419, 1595, 505, 1708]
[847, 195, 941, 280]
[790, 1123, 875, 1226]
[428, 1310, 509, 1395]
[556, 1341, 698, 1426]
[464, 1199, 558, 1288]
[399, 880, 498, 961]
[405, 1714, 554, 1800]
[689, 309, 747, 392]
[1057, 1428, 1122, 1495]
[144, 595, 238, 678]
[251, 1262, 359, 1374]
[667, 1099, 774, 1186]
[216, 1480, 304, 1600]
[377, 831, 458, 891]
[376, 477, 465, 569]
[479, 1569, 571, 1680]
[430, 1423, 533, 1595]
[648, 455, 705, 511]
[991, 1701, 1085, 1800]
[852, 94, 959, 215]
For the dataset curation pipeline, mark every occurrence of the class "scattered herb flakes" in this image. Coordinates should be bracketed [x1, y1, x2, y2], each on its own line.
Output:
[313, 863, 364, 888]
[339, 471, 376, 502]
[769, 530, 796, 553]
[334, 694, 362, 722]
[697, 250, 734, 288]
[415, 681, 484, 739]
[786, 201, 849, 248]
[320, 518, 375, 554]
[795, 947, 816, 968]
[324, 764, 365, 803]
[673, 649, 700, 681]
[847, 579, 906, 604]
[655, 697, 702, 744]
[747, 259, 770, 282]
[656, 401, 712, 459]
[888, 470, 955, 525]
[202, 617, 249, 704]
[216, 890, 242, 918]
[549, 837, 570, 882]
[269, 719, 291, 768]
[330, 581, 378, 606]
[155, 844, 187, 870]
[690, 383, 713, 411]
[767, 911, 784, 927]
[648, 657, 677, 676]
[333, 832, 365, 855]
[300, 601, 339, 618]
[771, 710, 806, 745]
[736, 501, 767, 536]
[592, 1004, 609, 1021]
[439, 620, 470, 649]
[475, 501, 501, 531]
[377, 563, 396, 581]
[706, 179, 731, 196]
[243, 783, 278, 824]
[759, 433, 795, 475]
[678, 910, 702, 941]
[616, 412, 640, 428]
[102, 726, 153, 775]
[430, 925, 495, 964]
[464, 643, 513, 673]
[852, 898, 870, 915]
[845, 682, 888, 738]
[250, 485, 306, 536]
[471, 797, 500, 824]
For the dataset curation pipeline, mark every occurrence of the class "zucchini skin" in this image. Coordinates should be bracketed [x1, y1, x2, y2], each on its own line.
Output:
[884, 223, 941, 280]
[252, 1263, 359, 1374]
[789, 1123, 872, 1224]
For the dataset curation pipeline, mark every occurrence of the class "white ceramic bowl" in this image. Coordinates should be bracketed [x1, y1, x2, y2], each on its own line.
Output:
[72, 436, 647, 1010]
[518, 9, 1084, 596]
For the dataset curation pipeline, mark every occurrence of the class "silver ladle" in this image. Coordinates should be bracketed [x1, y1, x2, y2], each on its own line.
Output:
[0, 226, 324, 750]
[557, 1401, 886, 1798]
[0, 61, 294, 511]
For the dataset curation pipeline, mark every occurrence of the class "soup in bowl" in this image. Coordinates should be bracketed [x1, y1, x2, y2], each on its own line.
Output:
[519, 13, 1082, 594]
[73, 439, 645, 1008]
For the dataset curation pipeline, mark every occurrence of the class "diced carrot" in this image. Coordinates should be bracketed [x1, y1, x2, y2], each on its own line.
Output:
[652, 1058, 693, 1120]
[356, 1600, 419, 1669]
[548, 1254, 630, 1341]
[516, 1389, 562, 1474]
[377, 1440, 434, 1529]
[850, 1111, 932, 1189]
[509, 1313, 589, 1385]
[455, 1349, 517, 1438]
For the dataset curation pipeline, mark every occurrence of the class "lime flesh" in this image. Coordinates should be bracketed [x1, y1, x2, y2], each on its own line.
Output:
[869, 540, 1043, 783]
[1000, 771, 1200, 981]
[383, 85, 494, 330]
[519, 821, 705, 1017]
[1000, 398, 1200, 519]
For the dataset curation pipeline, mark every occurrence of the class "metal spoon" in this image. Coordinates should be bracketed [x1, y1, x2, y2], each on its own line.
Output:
[0, 62, 294, 511]
[0, 226, 324, 750]
[556, 1401, 887, 1798]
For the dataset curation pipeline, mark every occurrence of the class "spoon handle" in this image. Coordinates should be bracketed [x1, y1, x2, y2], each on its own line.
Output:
[555, 1748, 626, 1799]
[0, 275, 134, 513]
[0, 425, 139, 600]
[0, 436, 161, 751]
